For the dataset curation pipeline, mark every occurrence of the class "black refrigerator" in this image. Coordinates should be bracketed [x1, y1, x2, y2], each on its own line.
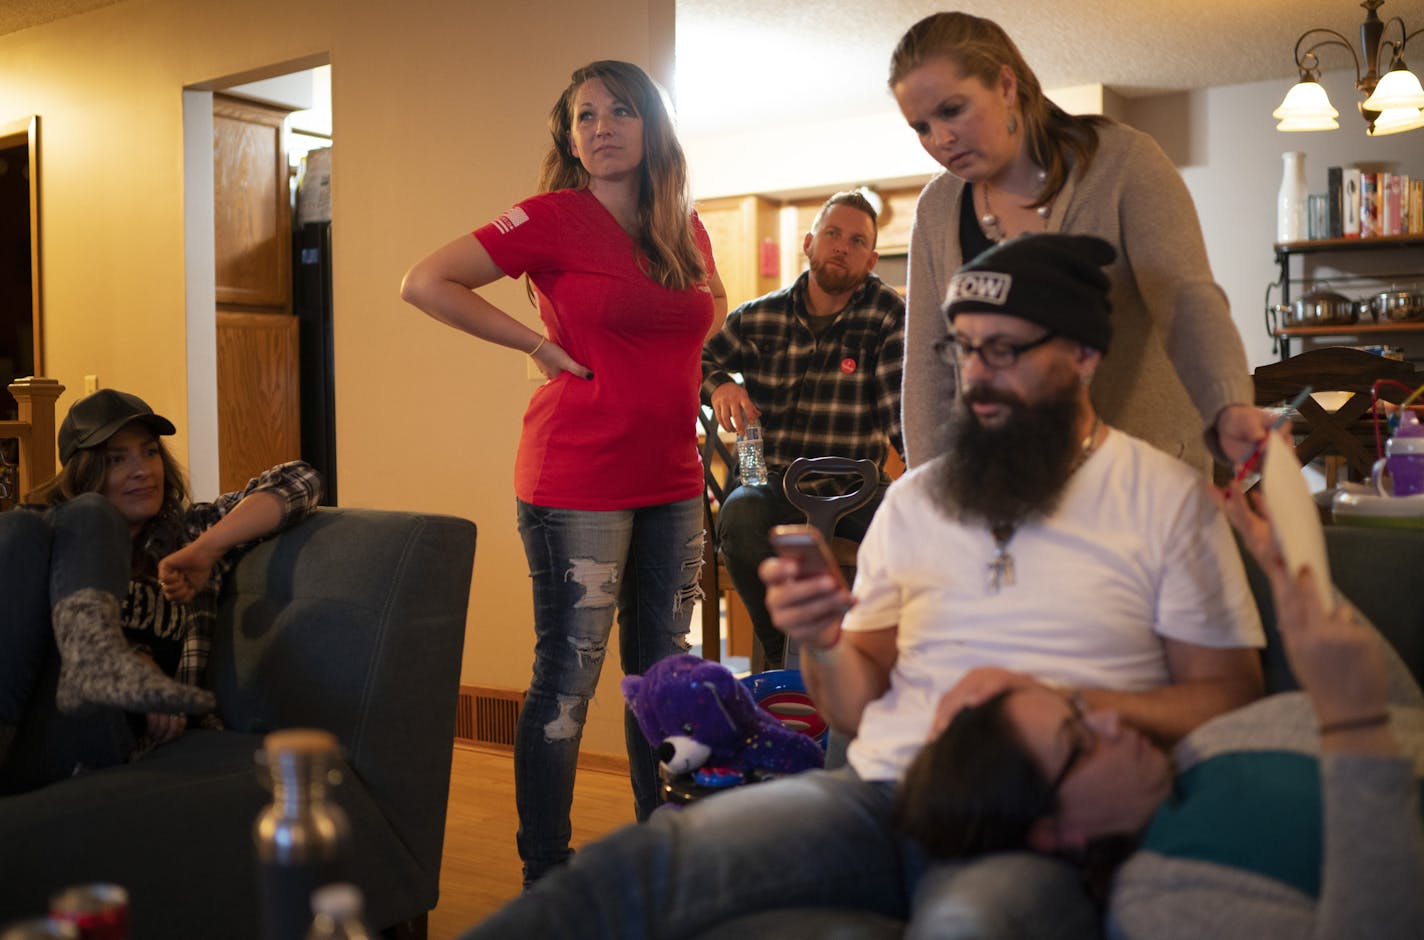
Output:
[294, 221, 338, 505]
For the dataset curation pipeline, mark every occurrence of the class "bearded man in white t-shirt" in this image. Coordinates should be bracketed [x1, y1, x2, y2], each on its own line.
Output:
[772, 233, 1266, 784]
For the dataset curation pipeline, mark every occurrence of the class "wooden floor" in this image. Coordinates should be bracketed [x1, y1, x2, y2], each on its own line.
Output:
[427, 745, 637, 938]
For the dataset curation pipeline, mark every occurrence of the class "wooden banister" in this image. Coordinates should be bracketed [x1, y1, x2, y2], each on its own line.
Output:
[1, 376, 65, 499]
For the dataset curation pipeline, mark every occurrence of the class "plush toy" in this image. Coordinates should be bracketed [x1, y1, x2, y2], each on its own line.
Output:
[622, 654, 824, 785]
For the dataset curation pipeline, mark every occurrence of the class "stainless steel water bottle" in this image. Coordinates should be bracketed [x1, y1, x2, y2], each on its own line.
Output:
[254, 729, 352, 940]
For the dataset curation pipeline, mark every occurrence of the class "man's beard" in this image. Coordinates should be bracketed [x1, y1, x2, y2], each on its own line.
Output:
[930, 375, 1087, 529]
[809, 257, 864, 294]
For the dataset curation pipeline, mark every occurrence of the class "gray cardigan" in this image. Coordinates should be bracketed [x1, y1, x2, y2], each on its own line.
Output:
[1109, 650, 1424, 939]
[902, 121, 1254, 472]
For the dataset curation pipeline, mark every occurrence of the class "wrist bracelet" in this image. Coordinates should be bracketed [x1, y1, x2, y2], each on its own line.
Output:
[1318, 712, 1390, 735]
[527, 336, 547, 357]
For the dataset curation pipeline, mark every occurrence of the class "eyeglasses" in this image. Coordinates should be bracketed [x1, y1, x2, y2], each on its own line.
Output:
[934, 331, 1057, 370]
[1048, 693, 1098, 793]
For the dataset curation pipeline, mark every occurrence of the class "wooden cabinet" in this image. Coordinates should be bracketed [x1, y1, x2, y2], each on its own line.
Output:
[213, 95, 292, 312]
[696, 194, 780, 309]
[212, 93, 300, 490]
[1270, 235, 1424, 359]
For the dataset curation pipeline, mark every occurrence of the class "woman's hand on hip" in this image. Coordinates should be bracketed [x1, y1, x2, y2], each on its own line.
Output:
[531, 340, 592, 381]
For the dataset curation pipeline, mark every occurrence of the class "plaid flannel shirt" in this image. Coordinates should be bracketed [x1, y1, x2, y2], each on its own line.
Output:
[154, 460, 323, 691]
[702, 271, 904, 495]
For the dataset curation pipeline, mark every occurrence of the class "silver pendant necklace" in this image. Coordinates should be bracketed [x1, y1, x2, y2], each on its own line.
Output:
[978, 170, 1052, 243]
[986, 416, 1103, 594]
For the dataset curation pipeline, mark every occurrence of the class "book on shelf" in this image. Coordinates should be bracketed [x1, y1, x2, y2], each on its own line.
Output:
[1326, 166, 1343, 238]
[1343, 168, 1361, 237]
[1382, 174, 1404, 237]
[1360, 172, 1379, 238]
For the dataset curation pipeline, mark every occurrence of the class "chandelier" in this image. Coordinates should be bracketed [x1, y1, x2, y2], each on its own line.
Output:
[1273, 0, 1424, 135]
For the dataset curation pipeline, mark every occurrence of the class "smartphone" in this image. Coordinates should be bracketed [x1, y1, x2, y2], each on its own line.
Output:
[768, 524, 848, 589]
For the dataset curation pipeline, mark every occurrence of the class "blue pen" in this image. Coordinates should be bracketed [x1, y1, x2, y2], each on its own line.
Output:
[1234, 385, 1313, 481]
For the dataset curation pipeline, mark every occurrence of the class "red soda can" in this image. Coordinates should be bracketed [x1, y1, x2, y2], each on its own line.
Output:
[0, 920, 80, 940]
[48, 884, 128, 940]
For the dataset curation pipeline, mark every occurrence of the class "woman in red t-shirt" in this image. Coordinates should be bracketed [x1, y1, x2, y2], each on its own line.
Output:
[402, 59, 727, 886]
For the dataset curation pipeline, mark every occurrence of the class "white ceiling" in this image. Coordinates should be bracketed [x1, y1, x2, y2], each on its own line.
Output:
[4, 0, 1423, 137]
[674, 0, 1424, 134]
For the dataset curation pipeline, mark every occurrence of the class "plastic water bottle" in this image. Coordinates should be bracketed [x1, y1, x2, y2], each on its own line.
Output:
[737, 423, 768, 486]
[304, 884, 373, 940]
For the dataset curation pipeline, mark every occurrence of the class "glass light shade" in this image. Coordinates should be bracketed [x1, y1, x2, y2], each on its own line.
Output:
[1272, 80, 1339, 121]
[1276, 113, 1341, 131]
[1367, 106, 1424, 135]
[1363, 68, 1424, 111]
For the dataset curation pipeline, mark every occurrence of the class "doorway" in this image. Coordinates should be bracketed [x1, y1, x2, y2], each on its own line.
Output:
[181, 62, 334, 502]
[0, 115, 40, 421]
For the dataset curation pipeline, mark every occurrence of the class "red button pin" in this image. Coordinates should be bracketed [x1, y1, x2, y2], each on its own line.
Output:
[840, 358, 857, 374]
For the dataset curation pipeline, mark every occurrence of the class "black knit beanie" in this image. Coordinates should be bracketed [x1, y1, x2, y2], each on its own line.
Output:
[942, 233, 1116, 353]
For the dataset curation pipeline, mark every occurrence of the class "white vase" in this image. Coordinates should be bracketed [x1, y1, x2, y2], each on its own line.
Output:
[1277, 151, 1308, 243]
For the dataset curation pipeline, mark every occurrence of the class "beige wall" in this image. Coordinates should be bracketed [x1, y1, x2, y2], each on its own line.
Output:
[1, 0, 674, 759]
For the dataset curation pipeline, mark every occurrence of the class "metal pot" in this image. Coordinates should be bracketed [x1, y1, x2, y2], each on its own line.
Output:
[1371, 288, 1424, 322]
[1269, 288, 1367, 329]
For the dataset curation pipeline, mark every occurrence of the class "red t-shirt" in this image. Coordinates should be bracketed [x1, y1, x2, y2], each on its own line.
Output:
[474, 188, 716, 510]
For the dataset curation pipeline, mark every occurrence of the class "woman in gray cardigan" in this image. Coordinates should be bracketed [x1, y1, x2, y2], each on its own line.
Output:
[889, 12, 1267, 473]
[897, 482, 1423, 939]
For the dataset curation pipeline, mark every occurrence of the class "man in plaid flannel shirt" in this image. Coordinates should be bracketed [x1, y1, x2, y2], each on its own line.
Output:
[702, 191, 904, 668]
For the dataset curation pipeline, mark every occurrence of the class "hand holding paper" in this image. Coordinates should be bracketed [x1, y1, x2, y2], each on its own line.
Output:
[1258, 433, 1334, 613]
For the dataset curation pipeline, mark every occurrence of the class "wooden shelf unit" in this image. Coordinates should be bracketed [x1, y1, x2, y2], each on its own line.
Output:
[1270, 235, 1424, 358]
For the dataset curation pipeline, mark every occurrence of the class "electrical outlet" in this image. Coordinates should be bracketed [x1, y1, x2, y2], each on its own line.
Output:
[84, 374, 99, 394]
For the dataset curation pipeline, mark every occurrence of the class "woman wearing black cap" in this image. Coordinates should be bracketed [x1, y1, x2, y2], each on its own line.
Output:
[0, 388, 321, 791]
[889, 12, 1271, 474]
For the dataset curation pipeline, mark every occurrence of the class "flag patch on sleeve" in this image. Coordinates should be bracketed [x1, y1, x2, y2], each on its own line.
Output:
[492, 206, 530, 234]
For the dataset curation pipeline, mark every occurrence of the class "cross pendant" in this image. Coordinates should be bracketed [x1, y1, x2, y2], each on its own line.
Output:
[987, 549, 1015, 593]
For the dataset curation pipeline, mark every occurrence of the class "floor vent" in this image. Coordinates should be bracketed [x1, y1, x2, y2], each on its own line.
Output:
[456, 685, 525, 749]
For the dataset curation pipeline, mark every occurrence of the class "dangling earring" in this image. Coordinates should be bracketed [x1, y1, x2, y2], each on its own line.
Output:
[1007, 114, 1019, 134]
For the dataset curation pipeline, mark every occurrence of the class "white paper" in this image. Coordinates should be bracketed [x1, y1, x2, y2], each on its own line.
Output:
[1259, 434, 1334, 611]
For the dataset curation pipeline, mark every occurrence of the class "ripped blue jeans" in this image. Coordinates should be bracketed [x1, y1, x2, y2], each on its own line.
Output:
[513, 497, 703, 885]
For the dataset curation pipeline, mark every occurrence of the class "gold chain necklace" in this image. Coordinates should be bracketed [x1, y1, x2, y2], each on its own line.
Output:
[987, 416, 1103, 594]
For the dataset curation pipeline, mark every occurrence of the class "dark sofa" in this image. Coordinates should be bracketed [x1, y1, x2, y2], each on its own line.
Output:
[695, 523, 1424, 940]
[0, 508, 477, 939]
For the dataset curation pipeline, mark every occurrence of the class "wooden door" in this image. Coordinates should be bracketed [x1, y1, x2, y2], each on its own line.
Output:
[212, 94, 299, 490]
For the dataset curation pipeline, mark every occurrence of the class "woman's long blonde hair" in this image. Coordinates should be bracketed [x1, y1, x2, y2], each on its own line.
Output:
[538, 60, 706, 291]
[889, 12, 1108, 208]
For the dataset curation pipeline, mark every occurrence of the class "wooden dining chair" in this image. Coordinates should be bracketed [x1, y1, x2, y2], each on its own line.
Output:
[697, 405, 739, 663]
[1252, 346, 1421, 485]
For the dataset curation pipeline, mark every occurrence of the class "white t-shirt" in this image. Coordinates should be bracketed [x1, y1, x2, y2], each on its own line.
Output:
[845, 428, 1265, 782]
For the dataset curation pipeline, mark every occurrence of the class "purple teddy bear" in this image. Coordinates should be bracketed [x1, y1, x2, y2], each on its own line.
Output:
[622, 654, 824, 783]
